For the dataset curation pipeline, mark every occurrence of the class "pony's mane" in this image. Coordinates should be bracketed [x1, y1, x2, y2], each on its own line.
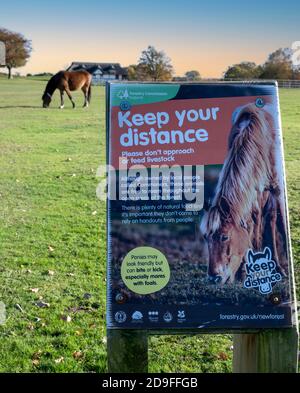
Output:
[201, 104, 274, 234]
[43, 71, 64, 97]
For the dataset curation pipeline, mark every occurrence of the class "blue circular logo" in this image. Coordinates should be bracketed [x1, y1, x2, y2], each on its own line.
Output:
[115, 311, 127, 323]
[255, 98, 264, 108]
[120, 101, 131, 111]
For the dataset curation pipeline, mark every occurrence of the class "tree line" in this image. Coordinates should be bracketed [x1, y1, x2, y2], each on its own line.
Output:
[223, 48, 300, 80]
[0, 26, 299, 81]
[128, 46, 300, 81]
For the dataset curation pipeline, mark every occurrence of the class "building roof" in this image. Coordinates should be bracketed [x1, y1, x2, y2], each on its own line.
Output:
[67, 62, 128, 76]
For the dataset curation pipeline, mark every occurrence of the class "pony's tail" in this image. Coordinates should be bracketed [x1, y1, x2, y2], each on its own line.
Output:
[87, 84, 92, 104]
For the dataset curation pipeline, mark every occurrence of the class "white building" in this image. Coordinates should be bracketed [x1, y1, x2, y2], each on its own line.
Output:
[67, 62, 128, 85]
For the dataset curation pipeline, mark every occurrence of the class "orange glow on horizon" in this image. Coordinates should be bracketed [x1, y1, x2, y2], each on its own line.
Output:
[14, 39, 274, 79]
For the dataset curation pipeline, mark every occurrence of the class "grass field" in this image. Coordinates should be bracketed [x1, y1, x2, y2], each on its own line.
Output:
[0, 78, 299, 373]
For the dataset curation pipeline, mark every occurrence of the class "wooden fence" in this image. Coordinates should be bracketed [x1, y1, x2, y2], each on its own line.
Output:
[208, 78, 300, 88]
[276, 80, 300, 88]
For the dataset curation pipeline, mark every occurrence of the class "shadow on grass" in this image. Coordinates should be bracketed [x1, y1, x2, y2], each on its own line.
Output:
[0, 105, 41, 109]
[0, 105, 78, 109]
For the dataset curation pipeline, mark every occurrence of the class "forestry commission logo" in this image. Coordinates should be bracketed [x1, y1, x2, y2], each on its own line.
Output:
[243, 247, 282, 294]
[118, 89, 131, 110]
[117, 88, 129, 100]
[114, 311, 127, 323]
[112, 85, 179, 107]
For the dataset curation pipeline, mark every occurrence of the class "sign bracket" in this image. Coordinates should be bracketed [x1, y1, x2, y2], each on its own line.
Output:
[107, 327, 299, 373]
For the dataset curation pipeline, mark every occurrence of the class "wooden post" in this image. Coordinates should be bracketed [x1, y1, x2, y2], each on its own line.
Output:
[107, 329, 148, 373]
[233, 327, 299, 373]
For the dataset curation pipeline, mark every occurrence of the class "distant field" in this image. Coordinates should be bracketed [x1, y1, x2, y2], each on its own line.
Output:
[0, 78, 299, 372]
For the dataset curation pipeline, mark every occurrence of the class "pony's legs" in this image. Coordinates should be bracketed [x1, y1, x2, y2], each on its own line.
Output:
[87, 83, 91, 104]
[64, 87, 75, 108]
[81, 85, 89, 108]
[59, 90, 64, 109]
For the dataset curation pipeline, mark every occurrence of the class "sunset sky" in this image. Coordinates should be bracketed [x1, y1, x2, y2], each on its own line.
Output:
[1, 0, 300, 78]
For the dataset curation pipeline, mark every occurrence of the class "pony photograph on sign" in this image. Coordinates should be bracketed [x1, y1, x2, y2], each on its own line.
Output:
[201, 102, 289, 292]
[108, 97, 293, 312]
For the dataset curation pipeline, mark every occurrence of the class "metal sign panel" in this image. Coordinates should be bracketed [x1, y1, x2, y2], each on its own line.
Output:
[106, 81, 295, 330]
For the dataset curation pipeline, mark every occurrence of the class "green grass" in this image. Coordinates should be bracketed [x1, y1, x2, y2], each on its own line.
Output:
[0, 79, 298, 373]
[279, 89, 300, 292]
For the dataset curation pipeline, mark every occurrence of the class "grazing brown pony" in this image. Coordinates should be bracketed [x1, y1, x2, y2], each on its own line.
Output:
[42, 70, 92, 109]
[201, 103, 288, 284]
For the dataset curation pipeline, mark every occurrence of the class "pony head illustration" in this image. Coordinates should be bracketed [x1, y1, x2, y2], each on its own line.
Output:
[244, 247, 282, 294]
